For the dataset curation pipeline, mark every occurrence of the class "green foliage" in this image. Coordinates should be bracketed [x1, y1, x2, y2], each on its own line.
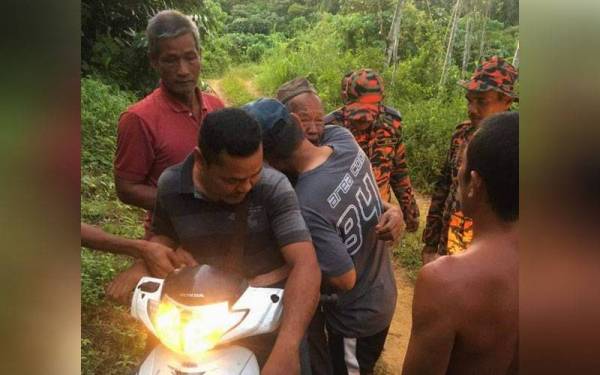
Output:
[393, 230, 423, 282]
[252, 10, 474, 193]
[81, 77, 136, 176]
[81, 75, 147, 375]
[82, 0, 226, 96]
[82, 293, 147, 375]
[255, 14, 385, 109]
[400, 96, 465, 192]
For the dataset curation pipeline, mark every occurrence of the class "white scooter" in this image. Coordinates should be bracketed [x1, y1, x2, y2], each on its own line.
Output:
[130, 265, 284, 374]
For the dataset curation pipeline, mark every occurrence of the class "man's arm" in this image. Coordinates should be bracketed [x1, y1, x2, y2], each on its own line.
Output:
[389, 127, 420, 233]
[106, 259, 151, 305]
[402, 260, 456, 375]
[81, 223, 143, 257]
[81, 223, 177, 278]
[328, 269, 356, 292]
[422, 133, 455, 262]
[115, 177, 157, 210]
[262, 241, 321, 375]
[302, 208, 357, 292]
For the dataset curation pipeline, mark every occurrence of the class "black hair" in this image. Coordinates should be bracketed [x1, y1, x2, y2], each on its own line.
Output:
[198, 108, 262, 165]
[466, 111, 519, 221]
[262, 117, 305, 161]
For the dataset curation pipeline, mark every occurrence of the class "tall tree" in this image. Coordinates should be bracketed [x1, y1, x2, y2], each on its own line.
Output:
[461, 16, 472, 77]
[439, 0, 462, 87]
[386, 0, 404, 69]
[512, 39, 519, 68]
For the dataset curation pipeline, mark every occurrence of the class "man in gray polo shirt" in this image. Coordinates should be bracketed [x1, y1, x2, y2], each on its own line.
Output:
[114, 108, 320, 375]
[244, 99, 403, 375]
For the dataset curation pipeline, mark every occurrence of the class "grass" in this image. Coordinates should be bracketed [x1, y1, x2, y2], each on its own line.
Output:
[81, 175, 148, 374]
[219, 65, 262, 106]
[393, 229, 424, 282]
[391, 193, 429, 282]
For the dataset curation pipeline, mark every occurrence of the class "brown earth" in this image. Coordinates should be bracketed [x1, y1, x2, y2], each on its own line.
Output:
[206, 79, 231, 106]
[376, 193, 429, 374]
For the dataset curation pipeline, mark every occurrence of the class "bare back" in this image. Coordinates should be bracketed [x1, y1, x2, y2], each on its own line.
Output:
[403, 230, 518, 375]
[445, 233, 518, 374]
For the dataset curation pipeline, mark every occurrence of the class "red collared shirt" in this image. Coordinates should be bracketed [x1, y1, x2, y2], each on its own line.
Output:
[114, 83, 224, 187]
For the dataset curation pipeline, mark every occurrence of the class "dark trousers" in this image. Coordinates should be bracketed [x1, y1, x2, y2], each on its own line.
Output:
[307, 306, 334, 375]
[237, 331, 312, 374]
[327, 326, 390, 375]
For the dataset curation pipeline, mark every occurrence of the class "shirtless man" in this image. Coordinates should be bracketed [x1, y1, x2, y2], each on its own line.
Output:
[402, 111, 518, 375]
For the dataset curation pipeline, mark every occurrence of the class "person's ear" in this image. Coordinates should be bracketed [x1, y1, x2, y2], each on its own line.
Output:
[502, 94, 514, 109]
[469, 170, 484, 198]
[193, 147, 207, 167]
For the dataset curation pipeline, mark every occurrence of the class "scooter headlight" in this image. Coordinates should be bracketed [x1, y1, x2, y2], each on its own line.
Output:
[152, 265, 249, 357]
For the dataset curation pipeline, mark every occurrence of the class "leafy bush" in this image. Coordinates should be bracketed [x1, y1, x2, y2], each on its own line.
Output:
[81, 77, 136, 177]
[82, 0, 227, 96]
[81, 74, 146, 374]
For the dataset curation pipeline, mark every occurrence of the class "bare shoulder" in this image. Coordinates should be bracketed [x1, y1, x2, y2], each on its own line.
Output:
[418, 255, 463, 289]
[414, 256, 464, 307]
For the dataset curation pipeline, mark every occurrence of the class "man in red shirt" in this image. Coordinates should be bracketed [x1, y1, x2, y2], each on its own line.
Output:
[109, 10, 224, 301]
[114, 9, 224, 239]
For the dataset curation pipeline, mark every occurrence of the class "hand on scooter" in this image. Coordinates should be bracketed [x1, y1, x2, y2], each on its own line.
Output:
[167, 247, 199, 269]
[106, 260, 149, 305]
[138, 241, 177, 278]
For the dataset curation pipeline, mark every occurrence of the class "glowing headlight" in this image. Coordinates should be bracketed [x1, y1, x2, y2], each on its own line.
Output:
[152, 297, 244, 357]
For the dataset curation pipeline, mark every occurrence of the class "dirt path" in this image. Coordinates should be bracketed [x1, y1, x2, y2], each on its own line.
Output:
[376, 263, 415, 374]
[206, 78, 261, 107]
[206, 79, 231, 106]
[241, 78, 261, 98]
[376, 193, 430, 373]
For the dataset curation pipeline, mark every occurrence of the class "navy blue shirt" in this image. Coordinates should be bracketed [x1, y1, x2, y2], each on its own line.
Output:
[296, 125, 397, 337]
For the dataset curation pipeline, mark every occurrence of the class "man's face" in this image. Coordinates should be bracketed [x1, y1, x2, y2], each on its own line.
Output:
[466, 90, 512, 126]
[195, 147, 263, 205]
[289, 93, 325, 145]
[151, 33, 201, 100]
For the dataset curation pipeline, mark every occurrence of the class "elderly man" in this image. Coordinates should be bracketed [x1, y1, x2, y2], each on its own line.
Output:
[324, 69, 420, 233]
[276, 77, 325, 145]
[403, 112, 518, 375]
[422, 56, 518, 263]
[113, 108, 321, 374]
[114, 9, 224, 239]
[244, 98, 404, 375]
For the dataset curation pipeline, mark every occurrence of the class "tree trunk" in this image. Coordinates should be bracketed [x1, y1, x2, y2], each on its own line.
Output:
[513, 40, 520, 68]
[478, 0, 491, 59]
[439, 0, 462, 88]
[461, 16, 472, 77]
[386, 0, 404, 68]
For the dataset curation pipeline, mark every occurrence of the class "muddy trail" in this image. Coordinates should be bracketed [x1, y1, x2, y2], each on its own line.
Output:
[208, 76, 429, 373]
[206, 79, 231, 106]
[376, 194, 429, 373]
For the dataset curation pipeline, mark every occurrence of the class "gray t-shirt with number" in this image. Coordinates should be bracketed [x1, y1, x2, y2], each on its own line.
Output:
[296, 125, 397, 337]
